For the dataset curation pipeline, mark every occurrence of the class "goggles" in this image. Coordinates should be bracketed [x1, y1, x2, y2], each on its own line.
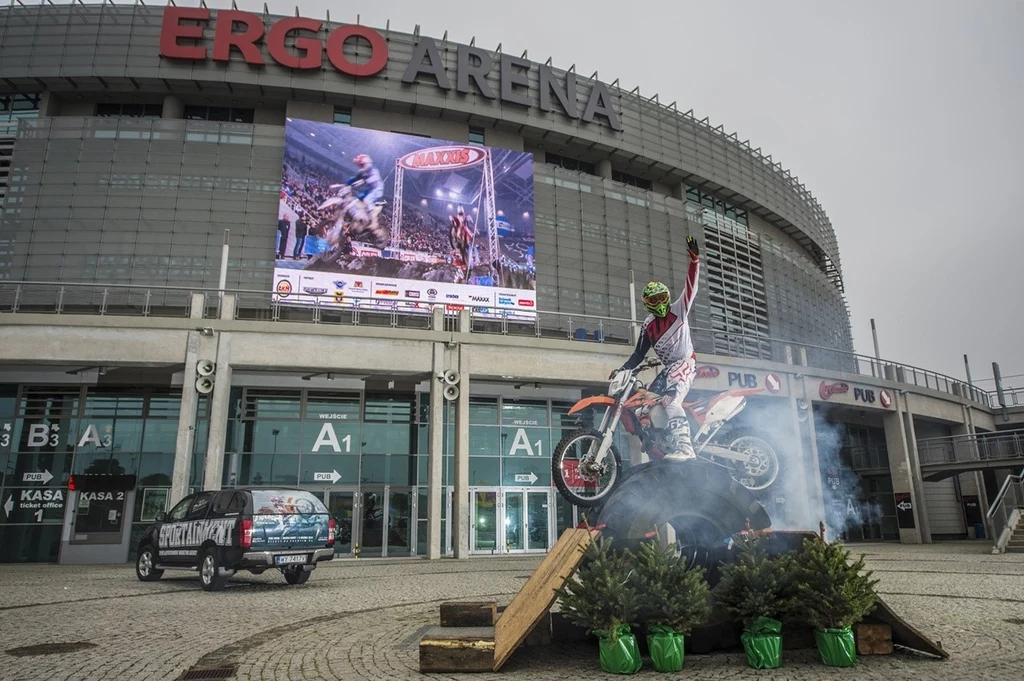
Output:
[643, 291, 670, 306]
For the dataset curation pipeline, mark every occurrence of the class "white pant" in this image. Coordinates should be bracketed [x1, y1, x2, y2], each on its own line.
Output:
[654, 355, 696, 457]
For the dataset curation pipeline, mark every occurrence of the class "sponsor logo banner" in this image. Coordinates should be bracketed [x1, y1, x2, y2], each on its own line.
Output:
[819, 381, 850, 400]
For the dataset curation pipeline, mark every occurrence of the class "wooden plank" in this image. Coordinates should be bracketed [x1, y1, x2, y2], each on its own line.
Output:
[440, 601, 497, 627]
[492, 528, 595, 670]
[418, 626, 495, 673]
[855, 622, 894, 655]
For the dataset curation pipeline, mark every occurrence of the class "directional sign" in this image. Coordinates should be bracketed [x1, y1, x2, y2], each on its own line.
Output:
[894, 492, 915, 529]
[765, 373, 782, 394]
[514, 472, 538, 484]
[22, 470, 54, 485]
[1, 489, 65, 523]
[313, 470, 342, 484]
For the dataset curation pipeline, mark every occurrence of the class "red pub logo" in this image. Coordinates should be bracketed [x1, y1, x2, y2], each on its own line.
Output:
[819, 381, 850, 400]
[695, 366, 720, 380]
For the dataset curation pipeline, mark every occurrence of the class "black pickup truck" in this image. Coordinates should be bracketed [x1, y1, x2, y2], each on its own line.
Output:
[135, 488, 336, 591]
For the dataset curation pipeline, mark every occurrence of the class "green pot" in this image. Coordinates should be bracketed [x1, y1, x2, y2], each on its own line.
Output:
[814, 627, 857, 667]
[740, 631, 782, 669]
[595, 625, 642, 674]
[646, 626, 684, 673]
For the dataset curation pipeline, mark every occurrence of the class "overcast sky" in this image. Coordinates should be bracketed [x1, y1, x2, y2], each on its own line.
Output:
[233, 0, 1023, 387]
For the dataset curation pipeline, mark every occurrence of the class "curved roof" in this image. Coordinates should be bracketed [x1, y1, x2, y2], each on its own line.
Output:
[0, 2, 844, 291]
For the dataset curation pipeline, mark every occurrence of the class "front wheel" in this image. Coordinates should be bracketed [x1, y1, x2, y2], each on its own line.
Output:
[136, 547, 163, 582]
[552, 428, 622, 508]
[718, 428, 782, 492]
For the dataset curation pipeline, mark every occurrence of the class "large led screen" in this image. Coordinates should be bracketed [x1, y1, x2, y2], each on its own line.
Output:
[273, 118, 536, 318]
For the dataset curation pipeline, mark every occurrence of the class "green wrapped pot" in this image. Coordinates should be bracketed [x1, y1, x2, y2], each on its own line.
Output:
[646, 625, 684, 673]
[814, 627, 857, 667]
[594, 625, 642, 674]
[740, 616, 783, 669]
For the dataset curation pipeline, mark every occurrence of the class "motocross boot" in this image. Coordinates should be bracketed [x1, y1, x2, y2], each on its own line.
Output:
[663, 418, 696, 461]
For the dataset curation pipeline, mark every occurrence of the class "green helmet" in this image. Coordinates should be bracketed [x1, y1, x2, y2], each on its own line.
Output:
[642, 281, 670, 318]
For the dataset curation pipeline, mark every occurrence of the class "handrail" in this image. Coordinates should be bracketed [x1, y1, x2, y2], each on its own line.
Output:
[986, 469, 1024, 553]
[986, 471, 1023, 520]
[0, 279, 1006, 407]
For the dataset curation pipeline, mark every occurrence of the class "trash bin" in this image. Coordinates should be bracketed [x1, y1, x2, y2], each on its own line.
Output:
[974, 522, 985, 539]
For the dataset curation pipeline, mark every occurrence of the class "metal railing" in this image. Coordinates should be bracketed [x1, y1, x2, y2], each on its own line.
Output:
[917, 428, 1024, 466]
[986, 470, 1024, 553]
[0, 279, 1006, 407]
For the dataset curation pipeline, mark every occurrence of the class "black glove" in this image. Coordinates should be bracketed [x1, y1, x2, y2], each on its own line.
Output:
[609, 368, 620, 380]
[686, 235, 699, 256]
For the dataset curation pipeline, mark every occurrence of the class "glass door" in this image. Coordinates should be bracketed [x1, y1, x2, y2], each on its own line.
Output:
[503, 491, 524, 552]
[325, 490, 355, 555]
[526, 490, 552, 551]
[359, 488, 385, 557]
[386, 488, 413, 556]
[471, 489, 499, 554]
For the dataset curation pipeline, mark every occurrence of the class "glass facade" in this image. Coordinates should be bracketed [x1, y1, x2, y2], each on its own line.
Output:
[0, 385, 188, 563]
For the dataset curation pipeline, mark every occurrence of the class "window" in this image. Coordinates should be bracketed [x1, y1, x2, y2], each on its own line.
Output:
[167, 496, 192, 522]
[684, 186, 748, 226]
[186, 492, 214, 520]
[469, 127, 485, 146]
[333, 107, 351, 126]
[545, 152, 597, 176]
[611, 170, 652, 191]
[95, 103, 162, 118]
[183, 105, 254, 124]
[0, 93, 40, 123]
[213, 491, 246, 515]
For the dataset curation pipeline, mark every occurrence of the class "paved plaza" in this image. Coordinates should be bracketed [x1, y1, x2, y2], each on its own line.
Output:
[0, 541, 1022, 680]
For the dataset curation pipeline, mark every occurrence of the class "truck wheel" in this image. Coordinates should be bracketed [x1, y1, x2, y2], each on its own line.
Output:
[283, 567, 311, 585]
[198, 548, 228, 592]
[136, 547, 164, 582]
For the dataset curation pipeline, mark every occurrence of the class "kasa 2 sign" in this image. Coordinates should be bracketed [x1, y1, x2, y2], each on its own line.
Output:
[159, 7, 621, 131]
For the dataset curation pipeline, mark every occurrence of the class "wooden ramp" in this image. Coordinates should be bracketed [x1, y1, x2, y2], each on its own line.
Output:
[492, 527, 595, 670]
[418, 527, 595, 673]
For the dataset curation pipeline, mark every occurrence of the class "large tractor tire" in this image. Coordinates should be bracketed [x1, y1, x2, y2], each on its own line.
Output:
[594, 460, 771, 584]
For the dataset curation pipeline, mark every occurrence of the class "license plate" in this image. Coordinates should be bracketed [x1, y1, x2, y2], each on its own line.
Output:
[275, 554, 307, 565]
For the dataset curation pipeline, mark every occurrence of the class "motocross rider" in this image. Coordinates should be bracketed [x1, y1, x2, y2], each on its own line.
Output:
[449, 206, 475, 277]
[612, 235, 701, 461]
[345, 154, 384, 235]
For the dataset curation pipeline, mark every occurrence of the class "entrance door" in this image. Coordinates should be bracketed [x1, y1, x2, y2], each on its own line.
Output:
[324, 490, 355, 555]
[386, 488, 413, 556]
[501, 488, 553, 554]
[471, 488, 500, 553]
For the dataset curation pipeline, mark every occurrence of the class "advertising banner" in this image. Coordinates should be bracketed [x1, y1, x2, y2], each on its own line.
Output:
[273, 118, 536, 319]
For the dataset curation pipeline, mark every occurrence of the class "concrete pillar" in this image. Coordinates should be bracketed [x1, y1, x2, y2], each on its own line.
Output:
[597, 159, 613, 180]
[902, 398, 932, 543]
[796, 379, 826, 531]
[202, 332, 233, 491]
[38, 91, 60, 117]
[956, 405, 995, 539]
[170, 331, 201, 505]
[882, 397, 924, 543]
[162, 95, 184, 119]
[453, 343, 470, 558]
[426, 342, 445, 559]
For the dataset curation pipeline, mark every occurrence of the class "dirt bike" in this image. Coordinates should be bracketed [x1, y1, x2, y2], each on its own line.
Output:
[552, 358, 782, 507]
[317, 183, 388, 249]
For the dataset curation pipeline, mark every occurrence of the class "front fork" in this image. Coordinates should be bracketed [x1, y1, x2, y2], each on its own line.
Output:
[586, 402, 625, 471]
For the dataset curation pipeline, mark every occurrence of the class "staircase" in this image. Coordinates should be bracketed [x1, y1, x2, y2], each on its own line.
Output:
[1006, 517, 1024, 553]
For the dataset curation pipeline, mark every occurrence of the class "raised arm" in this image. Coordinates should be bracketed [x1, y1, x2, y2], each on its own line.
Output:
[675, 236, 700, 315]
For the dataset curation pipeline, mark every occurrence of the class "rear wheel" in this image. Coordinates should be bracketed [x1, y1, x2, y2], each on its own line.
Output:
[551, 428, 622, 508]
[283, 566, 312, 585]
[198, 548, 228, 592]
[718, 428, 782, 492]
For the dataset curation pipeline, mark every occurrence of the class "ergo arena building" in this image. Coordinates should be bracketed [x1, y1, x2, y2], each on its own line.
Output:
[0, 3, 1017, 565]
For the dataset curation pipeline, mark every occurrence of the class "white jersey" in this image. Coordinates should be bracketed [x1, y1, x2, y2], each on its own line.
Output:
[621, 251, 700, 369]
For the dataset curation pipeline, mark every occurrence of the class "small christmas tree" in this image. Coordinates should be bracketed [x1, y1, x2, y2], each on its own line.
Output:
[712, 537, 792, 628]
[633, 540, 711, 634]
[790, 538, 879, 630]
[555, 537, 639, 635]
